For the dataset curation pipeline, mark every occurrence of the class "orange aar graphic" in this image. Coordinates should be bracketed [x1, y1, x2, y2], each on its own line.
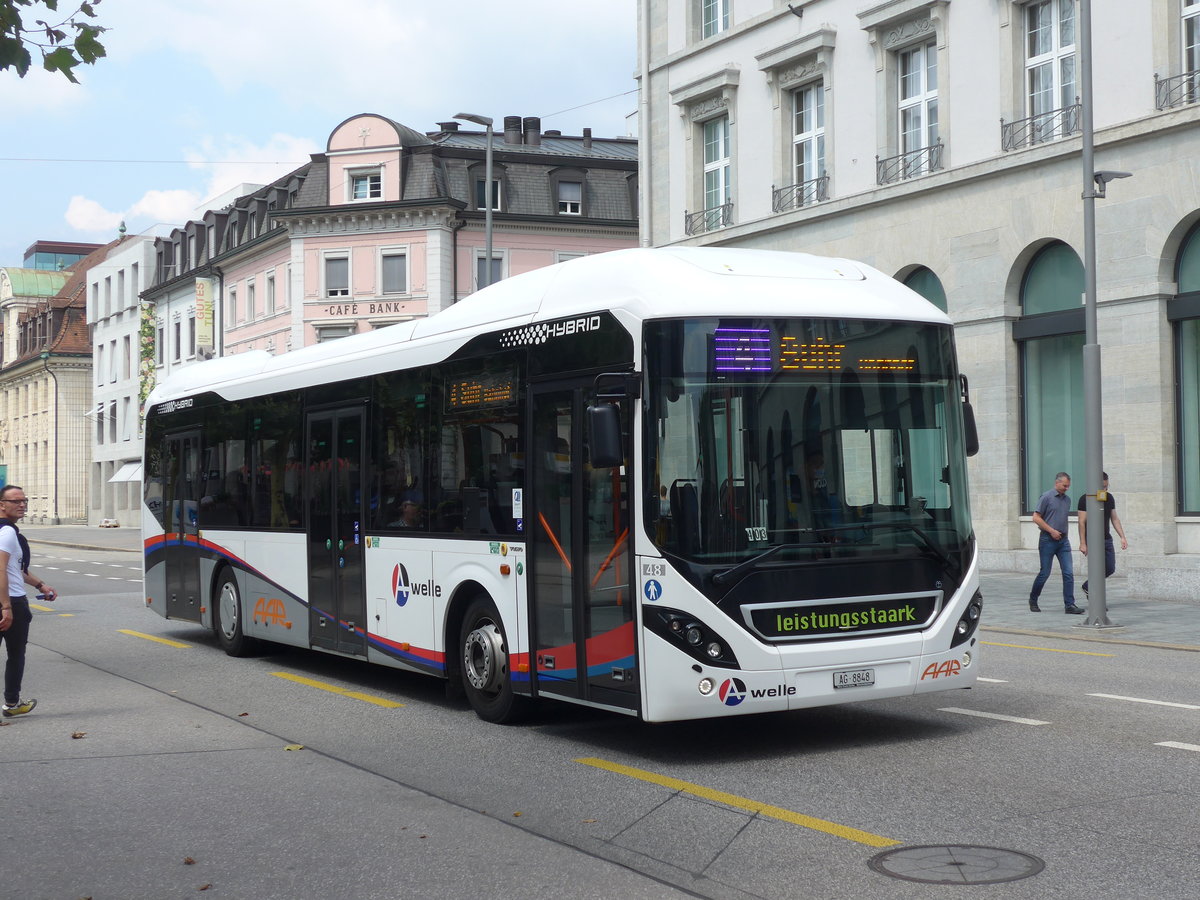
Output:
[253, 597, 292, 629]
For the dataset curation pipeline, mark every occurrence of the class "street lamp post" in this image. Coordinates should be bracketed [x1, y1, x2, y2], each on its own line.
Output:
[454, 112, 494, 290]
[1079, 0, 1128, 629]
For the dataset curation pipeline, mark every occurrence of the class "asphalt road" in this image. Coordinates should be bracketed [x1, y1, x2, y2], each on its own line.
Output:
[4, 545, 1198, 900]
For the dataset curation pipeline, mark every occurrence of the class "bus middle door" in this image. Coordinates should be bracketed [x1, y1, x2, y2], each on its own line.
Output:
[530, 384, 637, 712]
[164, 430, 202, 620]
[305, 407, 368, 656]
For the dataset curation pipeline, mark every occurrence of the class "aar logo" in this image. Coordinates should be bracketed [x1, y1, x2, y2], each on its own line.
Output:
[391, 563, 411, 607]
[718, 677, 747, 706]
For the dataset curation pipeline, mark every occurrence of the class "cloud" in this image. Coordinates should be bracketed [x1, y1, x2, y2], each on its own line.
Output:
[184, 133, 321, 208]
[62, 131, 319, 239]
[64, 196, 124, 233]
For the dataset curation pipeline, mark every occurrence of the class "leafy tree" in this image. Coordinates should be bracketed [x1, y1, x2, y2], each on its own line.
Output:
[0, 0, 106, 82]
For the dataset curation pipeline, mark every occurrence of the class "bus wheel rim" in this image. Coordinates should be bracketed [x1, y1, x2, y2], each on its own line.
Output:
[464, 622, 504, 692]
[219, 582, 239, 639]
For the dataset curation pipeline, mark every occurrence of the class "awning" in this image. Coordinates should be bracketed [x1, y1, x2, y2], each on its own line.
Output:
[108, 462, 143, 483]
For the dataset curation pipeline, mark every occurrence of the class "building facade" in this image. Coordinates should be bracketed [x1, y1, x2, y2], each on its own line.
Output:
[86, 234, 158, 526]
[638, 0, 1200, 597]
[143, 112, 639, 369]
[0, 242, 117, 522]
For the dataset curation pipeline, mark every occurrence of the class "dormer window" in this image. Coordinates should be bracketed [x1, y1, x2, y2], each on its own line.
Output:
[557, 181, 582, 215]
[350, 168, 383, 201]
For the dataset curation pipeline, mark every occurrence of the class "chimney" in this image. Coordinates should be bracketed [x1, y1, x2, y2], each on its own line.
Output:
[544, 129, 561, 137]
[437, 121, 459, 132]
[523, 116, 542, 146]
[503, 116, 523, 144]
[583, 127, 592, 150]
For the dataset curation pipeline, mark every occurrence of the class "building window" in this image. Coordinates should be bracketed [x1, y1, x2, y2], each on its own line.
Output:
[1172, 224, 1200, 513]
[791, 82, 825, 204]
[1025, 0, 1077, 139]
[156, 326, 164, 365]
[381, 251, 407, 294]
[903, 267, 948, 313]
[702, 115, 731, 225]
[122, 335, 131, 378]
[246, 280, 256, 321]
[227, 288, 238, 325]
[1188, 0, 1200, 73]
[701, 0, 729, 39]
[1016, 242, 1085, 511]
[473, 177, 502, 211]
[266, 273, 276, 314]
[475, 253, 503, 291]
[173, 321, 181, 362]
[96, 344, 105, 385]
[188, 315, 196, 357]
[899, 40, 938, 174]
[325, 255, 350, 297]
[350, 169, 382, 201]
[557, 181, 582, 215]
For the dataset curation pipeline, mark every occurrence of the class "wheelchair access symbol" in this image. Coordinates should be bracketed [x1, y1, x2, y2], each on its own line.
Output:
[643, 580, 663, 602]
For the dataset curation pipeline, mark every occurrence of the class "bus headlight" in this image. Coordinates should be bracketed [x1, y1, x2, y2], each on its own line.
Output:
[950, 590, 984, 648]
[705, 641, 723, 659]
[685, 626, 703, 646]
[645, 608, 741, 669]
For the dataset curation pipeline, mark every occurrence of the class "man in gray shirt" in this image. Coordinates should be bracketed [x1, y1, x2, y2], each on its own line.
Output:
[1029, 472, 1084, 613]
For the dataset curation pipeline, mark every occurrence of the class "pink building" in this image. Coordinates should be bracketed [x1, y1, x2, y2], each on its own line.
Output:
[143, 113, 638, 359]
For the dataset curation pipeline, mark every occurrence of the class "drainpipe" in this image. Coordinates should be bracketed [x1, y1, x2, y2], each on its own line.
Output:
[212, 266, 225, 357]
[39, 350, 59, 524]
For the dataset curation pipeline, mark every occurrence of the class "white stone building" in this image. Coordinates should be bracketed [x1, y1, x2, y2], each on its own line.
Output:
[86, 234, 158, 526]
[638, 0, 1200, 597]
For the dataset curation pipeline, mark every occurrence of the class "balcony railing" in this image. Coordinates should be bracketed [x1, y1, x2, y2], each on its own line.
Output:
[876, 140, 944, 185]
[684, 201, 733, 236]
[1001, 102, 1081, 151]
[1155, 71, 1200, 110]
[772, 174, 830, 212]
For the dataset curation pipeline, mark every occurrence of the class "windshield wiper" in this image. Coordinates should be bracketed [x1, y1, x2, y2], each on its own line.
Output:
[804, 521, 958, 571]
[710, 522, 957, 589]
[711, 541, 828, 587]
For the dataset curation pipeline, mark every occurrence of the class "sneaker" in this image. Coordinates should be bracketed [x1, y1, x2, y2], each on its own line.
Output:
[2, 698, 36, 717]
[1029, 602, 1041, 612]
[1065, 605, 1085, 615]
[1082, 585, 1089, 598]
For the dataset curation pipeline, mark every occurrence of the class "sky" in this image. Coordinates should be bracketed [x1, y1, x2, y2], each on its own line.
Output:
[0, 0, 639, 266]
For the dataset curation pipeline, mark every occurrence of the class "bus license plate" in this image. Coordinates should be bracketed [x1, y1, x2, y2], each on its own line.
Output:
[833, 668, 875, 689]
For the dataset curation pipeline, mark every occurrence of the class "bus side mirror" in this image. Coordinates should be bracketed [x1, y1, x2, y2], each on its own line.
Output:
[960, 374, 980, 457]
[588, 403, 623, 468]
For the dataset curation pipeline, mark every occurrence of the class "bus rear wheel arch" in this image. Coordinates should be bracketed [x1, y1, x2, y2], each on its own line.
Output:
[458, 595, 529, 724]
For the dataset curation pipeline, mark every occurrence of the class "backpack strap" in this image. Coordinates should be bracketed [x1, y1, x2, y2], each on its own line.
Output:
[0, 519, 30, 573]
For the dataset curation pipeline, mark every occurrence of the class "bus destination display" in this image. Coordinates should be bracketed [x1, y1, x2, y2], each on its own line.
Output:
[711, 326, 919, 376]
[446, 371, 517, 411]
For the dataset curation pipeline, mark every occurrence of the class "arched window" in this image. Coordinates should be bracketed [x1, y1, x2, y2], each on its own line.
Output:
[1015, 241, 1085, 511]
[1171, 222, 1200, 512]
[903, 266, 948, 312]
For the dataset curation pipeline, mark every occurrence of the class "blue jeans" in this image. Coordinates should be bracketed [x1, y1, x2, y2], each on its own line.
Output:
[1081, 536, 1116, 594]
[1030, 533, 1076, 607]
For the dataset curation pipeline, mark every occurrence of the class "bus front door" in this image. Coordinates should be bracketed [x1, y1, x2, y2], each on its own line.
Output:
[530, 385, 637, 712]
[164, 431, 202, 620]
[305, 408, 367, 656]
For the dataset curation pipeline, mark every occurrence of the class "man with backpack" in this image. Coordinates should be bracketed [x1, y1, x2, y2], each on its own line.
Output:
[0, 485, 58, 717]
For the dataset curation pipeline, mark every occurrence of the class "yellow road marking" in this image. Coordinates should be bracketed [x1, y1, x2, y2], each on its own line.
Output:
[982, 640, 1114, 657]
[119, 629, 190, 648]
[31, 603, 56, 612]
[575, 757, 900, 848]
[271, 672, 404, 708]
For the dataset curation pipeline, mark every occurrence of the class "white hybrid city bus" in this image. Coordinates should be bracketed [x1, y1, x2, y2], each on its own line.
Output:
[142, 247, 982, 723]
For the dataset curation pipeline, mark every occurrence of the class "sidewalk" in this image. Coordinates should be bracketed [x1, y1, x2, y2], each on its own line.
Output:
[17, 525, 1200, 651]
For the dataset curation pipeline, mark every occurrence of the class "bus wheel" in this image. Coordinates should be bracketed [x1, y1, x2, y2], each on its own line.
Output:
[214, 568, 256, 657]
[460, 597, 528, 724]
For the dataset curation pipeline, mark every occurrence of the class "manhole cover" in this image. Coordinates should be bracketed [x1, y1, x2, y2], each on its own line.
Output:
[868, 845, 1044, 884]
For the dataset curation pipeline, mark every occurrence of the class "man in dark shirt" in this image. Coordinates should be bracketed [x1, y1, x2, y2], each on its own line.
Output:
[1029, 472, 1083, 614]
[1077, 472, 1128, 599]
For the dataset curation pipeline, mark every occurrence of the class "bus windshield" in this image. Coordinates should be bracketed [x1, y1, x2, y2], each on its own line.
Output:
[645, 317, 973, 572]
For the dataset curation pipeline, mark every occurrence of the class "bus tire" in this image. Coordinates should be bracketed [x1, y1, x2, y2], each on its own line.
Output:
[214, 568, 256, 657]
[459, 596, 528, 724]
